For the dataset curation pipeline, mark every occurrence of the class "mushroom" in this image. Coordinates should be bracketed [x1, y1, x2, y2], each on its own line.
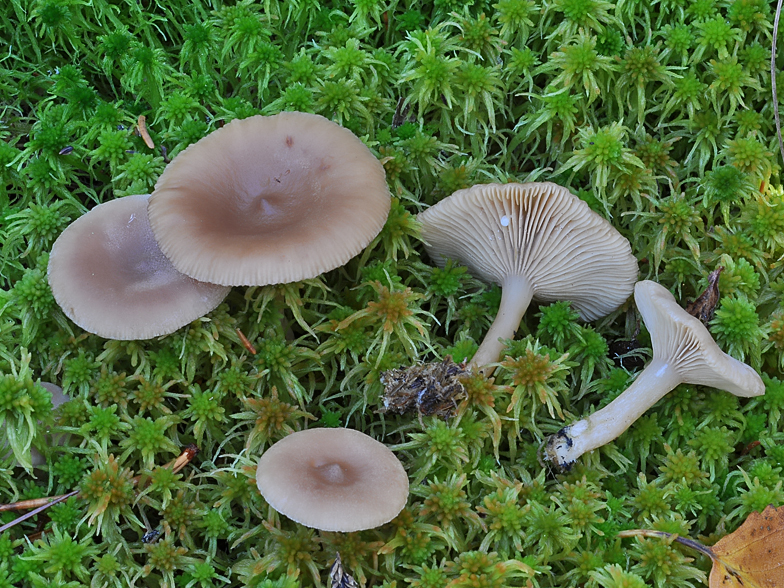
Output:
[48, 194, 230, 340]
[2, 382, 70, 469]
[147, 112, 391, 286]
[255, 428, 409, 532]
[417, 182, 638, 368]
[30, 382, 70, 467]
[544, 280, 765, 470]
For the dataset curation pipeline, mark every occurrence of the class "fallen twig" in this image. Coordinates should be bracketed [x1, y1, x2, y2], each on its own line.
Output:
[0, 445, 199, 534]
[0, 490, 79, 534]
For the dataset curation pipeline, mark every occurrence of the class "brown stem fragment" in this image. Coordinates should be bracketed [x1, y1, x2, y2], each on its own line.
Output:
[685, 266, 724, 325]
[0, 444, 199, 533]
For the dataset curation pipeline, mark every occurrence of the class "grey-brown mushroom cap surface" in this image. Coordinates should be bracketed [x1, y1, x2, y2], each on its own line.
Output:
[47, 194, 230, 340]
[255, 428, 409, 532]
[417, 182, 638, 321]
[148, 112, 391, 287]
[635, 280, 765, 397]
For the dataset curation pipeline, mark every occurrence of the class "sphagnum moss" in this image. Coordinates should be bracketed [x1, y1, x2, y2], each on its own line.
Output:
[1, 0, 783, 586]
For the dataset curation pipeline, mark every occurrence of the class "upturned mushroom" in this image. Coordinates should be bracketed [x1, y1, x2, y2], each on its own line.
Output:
[48, 194, 230, 340]
[255, 428, 409, 532]
[545, 280, 765, 470]
[417, 182, 638, 368]
[147, 112, 391, 287]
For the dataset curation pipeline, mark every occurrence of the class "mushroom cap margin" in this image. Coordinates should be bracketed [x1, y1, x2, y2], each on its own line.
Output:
[148, 112, 391, 286]
[47, 194, 230, 340]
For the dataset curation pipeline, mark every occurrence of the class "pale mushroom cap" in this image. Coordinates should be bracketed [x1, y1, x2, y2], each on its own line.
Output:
[39, 382, 68, 407]
[418, 182, 638, 320]
[256, 428, 409, 532]
[31, 382, 70, 467]
[635, 280, 765, 397]
[148, 112, 391, 286]
[2, 382, 70, 467]
[48, 194, 230, 340]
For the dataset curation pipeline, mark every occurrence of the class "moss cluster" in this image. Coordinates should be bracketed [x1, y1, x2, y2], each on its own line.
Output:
[1, 0, 783, 587]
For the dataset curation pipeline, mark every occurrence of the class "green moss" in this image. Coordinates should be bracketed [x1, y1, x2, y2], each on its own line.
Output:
[1, 1, 783, 585]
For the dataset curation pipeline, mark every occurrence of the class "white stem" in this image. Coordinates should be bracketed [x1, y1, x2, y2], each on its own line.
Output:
[468, 274, 534, 369]
[546, 358, 683, 468]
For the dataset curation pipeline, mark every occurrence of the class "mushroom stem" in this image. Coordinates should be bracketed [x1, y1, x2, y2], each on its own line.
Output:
[545, 280, 765, 471]
[469, 273, 534, 369]
[545, 358, 682, 467]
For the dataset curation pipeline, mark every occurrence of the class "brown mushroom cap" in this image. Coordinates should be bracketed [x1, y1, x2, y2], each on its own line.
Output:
[418, 182, 638, 320]
[255, 428, 409, 532]
[147, 112, 391, 286]
[48, 194, 230, 340]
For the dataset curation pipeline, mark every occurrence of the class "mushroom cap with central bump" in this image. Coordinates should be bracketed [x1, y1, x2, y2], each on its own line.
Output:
[147, 112, 391, 286]
[47, 194, 230, 340]
[255, 428, 409, 532]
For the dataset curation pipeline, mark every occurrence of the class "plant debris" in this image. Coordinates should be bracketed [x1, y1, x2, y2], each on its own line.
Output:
[329, 552, 359, 588]
[685, 266, 724, 325]
[380, 356, 468, 420]
[619, 504, 784, 588]
[136, 114, 155, 149]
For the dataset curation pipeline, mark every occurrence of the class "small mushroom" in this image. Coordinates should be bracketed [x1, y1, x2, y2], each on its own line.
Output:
[48, 194, 230, 340]
[255, 428, 409, 532]
[545, 280, 765, 470]
[2, 382, 70, 468]
[30, 382, 70, 467]
[147, 112, 391, 286]
[417, 182, 638, 368]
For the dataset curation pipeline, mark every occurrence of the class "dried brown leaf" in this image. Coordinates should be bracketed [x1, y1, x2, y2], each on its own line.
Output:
[137, 114, 155, 149]
[685, 266, 723, 325]
[619, 505, 784, 588]
[709, 505, 784, 587]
